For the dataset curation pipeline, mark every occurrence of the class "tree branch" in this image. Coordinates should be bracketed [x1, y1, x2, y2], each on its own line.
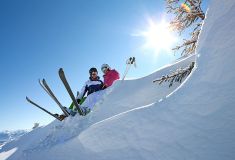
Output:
[153, 62, 195, 87]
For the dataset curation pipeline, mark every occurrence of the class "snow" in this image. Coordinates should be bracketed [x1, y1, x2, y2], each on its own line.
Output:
[1, 0, 235, 159]
[0, 130, 27, 149]
[0, 148, 17, 160]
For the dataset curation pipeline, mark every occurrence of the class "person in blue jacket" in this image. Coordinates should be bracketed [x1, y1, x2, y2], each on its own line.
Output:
[76, 67, 104, 103]
[58, 67, 104, 120]
[68, 67, 104, 116]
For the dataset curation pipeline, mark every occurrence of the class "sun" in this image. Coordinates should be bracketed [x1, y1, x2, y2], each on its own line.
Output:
[135, 19, 178, 56]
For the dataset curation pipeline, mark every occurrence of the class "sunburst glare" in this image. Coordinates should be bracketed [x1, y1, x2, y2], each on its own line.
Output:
[134, 18, 178, 57]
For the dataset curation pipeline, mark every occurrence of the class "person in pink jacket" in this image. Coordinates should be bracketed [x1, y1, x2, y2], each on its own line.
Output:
[101, 64, 120, 88]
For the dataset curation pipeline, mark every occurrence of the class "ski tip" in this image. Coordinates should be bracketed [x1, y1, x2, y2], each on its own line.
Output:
[38, 78, 42, 84]
[59, 68, 65, 76]
[59, 68, 63, 72]
[26, 96, 30, 101]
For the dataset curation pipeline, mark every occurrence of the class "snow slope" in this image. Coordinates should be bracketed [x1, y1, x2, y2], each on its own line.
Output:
[1, 0, 235, 159]
[0, 54, 195, 160]
[0, 130, 27, 148]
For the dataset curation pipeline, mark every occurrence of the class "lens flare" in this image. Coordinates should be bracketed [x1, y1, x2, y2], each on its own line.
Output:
[181, 3, 191, 13]
[134, 19, 178, 56]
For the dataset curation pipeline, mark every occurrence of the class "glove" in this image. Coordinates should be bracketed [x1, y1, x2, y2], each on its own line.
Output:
[76, 98, 81, 104]
[102, 84, 107, 89]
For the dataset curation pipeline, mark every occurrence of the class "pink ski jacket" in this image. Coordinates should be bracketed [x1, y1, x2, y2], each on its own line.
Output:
[103, 69, 120, 88]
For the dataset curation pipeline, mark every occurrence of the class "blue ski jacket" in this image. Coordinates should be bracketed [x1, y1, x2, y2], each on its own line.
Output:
[77, 77, 104, 100]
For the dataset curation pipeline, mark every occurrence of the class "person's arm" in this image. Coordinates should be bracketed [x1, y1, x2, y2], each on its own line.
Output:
[100, 79, 107, 89]
[113, 69, 120, 79]
[104, 69, 119, 88]
[76, 82, 88, 102]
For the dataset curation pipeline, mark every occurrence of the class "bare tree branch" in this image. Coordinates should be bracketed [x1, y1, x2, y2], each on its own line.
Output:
[153, 62, 195, 87]
[166, 0, 205, 56]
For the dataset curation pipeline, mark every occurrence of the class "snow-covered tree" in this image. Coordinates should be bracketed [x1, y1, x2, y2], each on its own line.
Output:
[166, 0, 205, 56]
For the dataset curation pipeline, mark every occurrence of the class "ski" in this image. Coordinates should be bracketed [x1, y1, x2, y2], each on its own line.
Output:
[39, 79, 70, 117]
[58, 68, 84, 115]
[26, 96, 63, 121]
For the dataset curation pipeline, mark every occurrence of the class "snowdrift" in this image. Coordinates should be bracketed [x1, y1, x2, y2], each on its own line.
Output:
[1, 0, 235, 159]
[0, 130, 27, 148]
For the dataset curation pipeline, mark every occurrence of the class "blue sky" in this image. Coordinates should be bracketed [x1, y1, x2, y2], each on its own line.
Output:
[0, 0, 208, 131]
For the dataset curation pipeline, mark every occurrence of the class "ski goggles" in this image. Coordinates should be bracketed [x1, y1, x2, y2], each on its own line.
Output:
[102, 67, 108, 73]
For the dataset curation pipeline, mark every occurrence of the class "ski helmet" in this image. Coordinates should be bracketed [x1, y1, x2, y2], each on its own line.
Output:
[101, 64, 110, 73]
[89, 67, 98, 75]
